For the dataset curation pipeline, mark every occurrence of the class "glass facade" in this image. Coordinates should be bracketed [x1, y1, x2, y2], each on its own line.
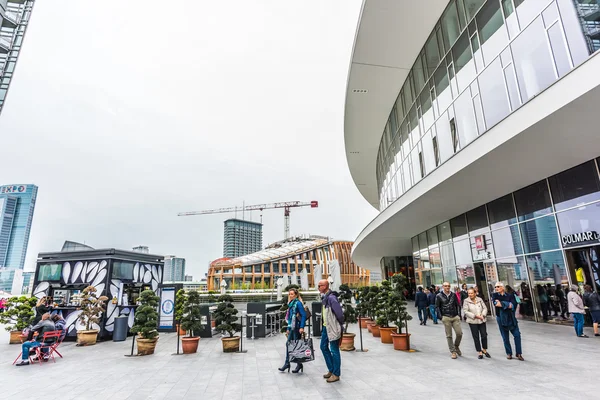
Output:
[412, 158, 600, 322]
[223, 219, 263, 258]
[376, 0, 594, 211]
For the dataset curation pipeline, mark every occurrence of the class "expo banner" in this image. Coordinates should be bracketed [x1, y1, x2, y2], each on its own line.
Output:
[159, 287, 175, 329]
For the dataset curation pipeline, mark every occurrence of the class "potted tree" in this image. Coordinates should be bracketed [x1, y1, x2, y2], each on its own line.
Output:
[389, 274, 413, 351]
[365, 286, 379, 333]
[355, 286, 372, 329]
[0, 296, 37, 344]
[131, 290, 161, 355]
[175, 289, 187, 336]
[339, 284, 357, 351]
[214, 294, 242, 352]
[180, 290, 205, 354]
[76, 286, 109, 346]
[375, 281, 397, 343]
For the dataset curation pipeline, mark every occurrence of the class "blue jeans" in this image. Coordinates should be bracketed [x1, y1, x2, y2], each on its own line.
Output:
[496, 317, 522, 356]
[417, 306, 428, 322]
[320, 326, 341, 377]
[429, 305, 438, 323]
[573, 313, 584, 336]
[285, 328, 303, 365]
[22, 341, 41, 360]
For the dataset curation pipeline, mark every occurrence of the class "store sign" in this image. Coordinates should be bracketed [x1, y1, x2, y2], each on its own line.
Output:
[473, 252, 491, 261]
[0, 185, 27, 194]
[475, 235, 486, 250]
[561, 231, 600, 246]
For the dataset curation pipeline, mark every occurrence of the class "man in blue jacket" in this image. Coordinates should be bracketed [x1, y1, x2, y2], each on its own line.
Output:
[415, 287, 429, 325]
[427, 288, 438, 324]
[318, 279, 344, 383]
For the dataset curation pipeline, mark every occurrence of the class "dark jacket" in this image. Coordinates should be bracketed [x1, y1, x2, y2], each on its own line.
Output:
[584, 291, 600, 311]
[435, 291, 460, 318]
[415, 291, 428, 308]
[322, 291, 344, 328]
[27, 319, 55, 342]
[427, 292, 437, 306]
[492, 292, 517, 317]
[492, 292, 518, 328]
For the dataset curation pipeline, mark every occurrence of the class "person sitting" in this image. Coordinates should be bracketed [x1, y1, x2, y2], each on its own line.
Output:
[51, 314, 67, 341]
[15, 313, 55, 366]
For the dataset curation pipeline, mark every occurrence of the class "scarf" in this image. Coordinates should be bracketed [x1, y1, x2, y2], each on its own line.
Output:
[287, 298, 299, 330]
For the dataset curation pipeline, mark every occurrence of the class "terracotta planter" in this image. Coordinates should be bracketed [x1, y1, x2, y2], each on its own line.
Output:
[137, 337, 159, 355]
[391, 333, 411, 351]
[359, 318, 372, 329]
[9, 331, 24, 344]
[379, 327, 397, 344]
[340, 333, 356, 351]
[371, 325, 381, 337]
[77, 330, 99, 346]
[221, 336, 240, 353]
[176, 324, 187, 336]
[181, 336, 200, 354]
[211, 320, 216, 328]
[367, 321, 376, 333]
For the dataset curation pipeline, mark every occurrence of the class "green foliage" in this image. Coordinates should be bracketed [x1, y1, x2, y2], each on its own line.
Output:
[374, 281, 393, 328]
[389, 274, 413, 334]
[181, 290, 205, 337]
[339, 284, 357, 333]
[0, 296, 37, 332]
[131, 290, 160, 340]
[175, 289, 187, 323]
[214, 294, 241, 337]
[359, 285, 379, 320]
[77, 286, 109, 331]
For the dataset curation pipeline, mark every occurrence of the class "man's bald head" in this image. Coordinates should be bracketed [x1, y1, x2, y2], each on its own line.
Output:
[318, 279, 329, 294]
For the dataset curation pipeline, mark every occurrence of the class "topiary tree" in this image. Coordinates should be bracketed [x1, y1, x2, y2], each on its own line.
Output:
[214, 294, 241, 337]
[131, 290, 160, 340]
[175, 289, 187, 324]
[390, 273, 413, 334]
[364, 285, 380, 320]
[77, 286, 109, 331]
[375, 280, 393, 328]
[181, 290, 205, 337]
[0, 296, 37, 332]
[339, 284, 357, 333]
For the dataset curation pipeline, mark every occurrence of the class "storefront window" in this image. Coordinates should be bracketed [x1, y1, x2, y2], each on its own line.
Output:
[492, 225, 523, 258]
[514, 179, 553, 221]
[412, 236, 420, 253]
[526, 251, 568, 286]
[467, 205, 489, 234]
[451, 214, 468, 239]
[427, 227, 439, 246]
[548, 161, 600, 211]
[487, 193, 517, 229]
[454, 238, 472, 266]
[495, 256, 534, 320]
[519, 215, 560, 254]
[438, 221, 452, 241]
[556, 202, 600, 248]
[457, 265, 475, 286]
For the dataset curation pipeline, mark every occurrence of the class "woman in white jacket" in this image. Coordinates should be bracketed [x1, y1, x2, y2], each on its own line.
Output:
[463, 288, 490, 359]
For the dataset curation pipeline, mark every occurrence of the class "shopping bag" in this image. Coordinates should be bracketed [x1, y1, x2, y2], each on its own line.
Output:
[286, 338, 315, 363]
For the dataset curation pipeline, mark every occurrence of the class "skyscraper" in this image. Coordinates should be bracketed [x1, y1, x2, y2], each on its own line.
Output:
[0, 0, 36, 115]
[0, 185, 37, 271]
[164, 256, 186, 282]
[223, 219, 262, 258]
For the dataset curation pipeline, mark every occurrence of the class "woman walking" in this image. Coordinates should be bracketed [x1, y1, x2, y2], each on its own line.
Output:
[463, 288, 490, 359]
[279, 288, 307, 374]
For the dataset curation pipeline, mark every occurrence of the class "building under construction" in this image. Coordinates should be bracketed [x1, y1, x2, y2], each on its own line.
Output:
[207, 235, 370, 291]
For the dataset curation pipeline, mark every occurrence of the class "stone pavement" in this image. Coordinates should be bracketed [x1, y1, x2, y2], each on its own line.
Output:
[1, 310, 598, 400]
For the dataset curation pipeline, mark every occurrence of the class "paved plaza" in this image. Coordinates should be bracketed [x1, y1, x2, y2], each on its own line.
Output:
[1, 311, 598, 400]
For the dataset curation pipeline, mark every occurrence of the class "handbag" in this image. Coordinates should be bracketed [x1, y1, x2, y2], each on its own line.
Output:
[286, 337, 315, 363]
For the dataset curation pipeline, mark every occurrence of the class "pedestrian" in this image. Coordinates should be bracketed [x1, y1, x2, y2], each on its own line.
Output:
[463, 288, 490, 359]
[318, 279, 344, 383]
[567, 284, 588, 338]
[415, 287, 429, 325]
[279, 288, 307, 374]
[435, 281, 462, 359]
[427, 287, 438, 324]
[556, 284, 568, 320]
[0, 297, 6, 313]
[583, 285, 600, 337]
[536, 284, 549, 321]
[492, 282, 524, 361]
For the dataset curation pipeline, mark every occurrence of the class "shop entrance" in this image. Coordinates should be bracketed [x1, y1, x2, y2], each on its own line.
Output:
[565, 246, 600, 292]
[473, 262, 493, 315]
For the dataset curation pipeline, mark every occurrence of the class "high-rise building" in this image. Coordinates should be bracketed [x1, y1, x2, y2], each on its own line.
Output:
[164, 256, 186, 282]
[223, 219, 262, 258]
[184, 275, 193, 282]
[345, 0, 600, 324]
[132, 245, 149, 254]
[0, 0, 36, 115]
[0, 185, 37, 270]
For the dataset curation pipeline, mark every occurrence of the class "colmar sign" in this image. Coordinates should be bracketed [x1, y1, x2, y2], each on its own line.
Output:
[561, 231, 600, 246]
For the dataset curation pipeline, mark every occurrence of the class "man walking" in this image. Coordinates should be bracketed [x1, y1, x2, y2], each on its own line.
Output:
[415, 287, 429, 325]
[427, 287, 438, 324]
[436, 282, 462, 359]
[567, 284, 588, 338]
[318, 279, 344, 383]
[492, 282, 524, 360]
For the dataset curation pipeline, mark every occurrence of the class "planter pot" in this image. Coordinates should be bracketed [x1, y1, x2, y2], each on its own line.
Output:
[9, 331, 24, 344]
[176, 324, 187, 336]
[221, 336, 240, 353]
[181, 336, 200, 354]
[340, 333, 356, 351]
[371, 325, 381, 337]
[391, 333, 411, 351]
[379, 327, 397, 344]
[77, 330, 99, 346]
[211, 320, 216, 329]
[366, 321, 376, 333]
[137, 337, 159, 355]
[359, 318, 372, 329]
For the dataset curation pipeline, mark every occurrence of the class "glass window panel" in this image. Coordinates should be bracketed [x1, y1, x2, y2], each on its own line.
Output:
[409, 105, 420, 145]
[402, 159, 413, 190]
[434, 62, 452, 112]
[427, 227, 439, 246]
[442, 2, 462, 50]
[488, 194, 517, 229]
[515, 0, 549, 28]
[557, 0, 593, 64]
[451, 214, 469, 239]
[501, 0, 514, 18]
[556, 202, 600, 248]
[419, 232, 428, 252]
[403, 85, 413, 113]
[411, 144, 422, 184]
[520, 215, 560, 254]
[467, 205, 489, 233]
[453, 31, 473, 74]
[504, 62, 522, 111]
[547, 23, 572, 78]
[395, 94, 405, 122]
[461, 0, 486, 21]
[422, 129, 437, 175]
[436, 112, 454, 163]
[514, 180, 553, 221]
[511, 17, 557, 103]
[454, 89, 478, 147]
[526, 250, 568, 287]
[472, 93, 486, 134]
[425, 31, 442, 77]
[477, 0, 505, 45]
[438, 221, 452, 242]
[420, 88, 434, 132]
[548, 161, 600, 211]
[478, 58, 510, 128]
[495, 256, 534, 320]
[412, 236, 420, 253]
[413, 54, 426, 94]
[492, 225, 523, 258]
[454, 239, 473, 265]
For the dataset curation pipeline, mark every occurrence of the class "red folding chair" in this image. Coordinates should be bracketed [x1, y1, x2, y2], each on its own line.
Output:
[49, 330, 66, 359]
[31, 331, 62, 366]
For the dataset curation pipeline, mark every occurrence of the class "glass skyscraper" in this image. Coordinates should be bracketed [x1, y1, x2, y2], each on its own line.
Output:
[223, 219, 263, 258]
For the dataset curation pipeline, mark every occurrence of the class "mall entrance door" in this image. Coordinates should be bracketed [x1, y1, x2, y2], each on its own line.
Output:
[473, 262, 493, 315]
[565, 246, 600, 292]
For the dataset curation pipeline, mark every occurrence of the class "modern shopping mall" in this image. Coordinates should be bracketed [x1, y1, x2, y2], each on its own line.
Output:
[345, 0, 600, 322]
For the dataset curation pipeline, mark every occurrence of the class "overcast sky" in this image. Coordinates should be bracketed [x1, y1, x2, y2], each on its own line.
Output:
[0, 0, 377, 279]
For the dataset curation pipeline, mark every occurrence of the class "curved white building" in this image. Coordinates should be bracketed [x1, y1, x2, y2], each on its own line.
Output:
[345, 0, 600, 322]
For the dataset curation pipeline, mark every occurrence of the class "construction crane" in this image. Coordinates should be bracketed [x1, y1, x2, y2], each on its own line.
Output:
[178, 201, 319, 240]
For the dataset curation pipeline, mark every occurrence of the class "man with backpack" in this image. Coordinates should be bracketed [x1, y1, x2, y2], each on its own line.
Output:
[436, 282, 462, 359]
